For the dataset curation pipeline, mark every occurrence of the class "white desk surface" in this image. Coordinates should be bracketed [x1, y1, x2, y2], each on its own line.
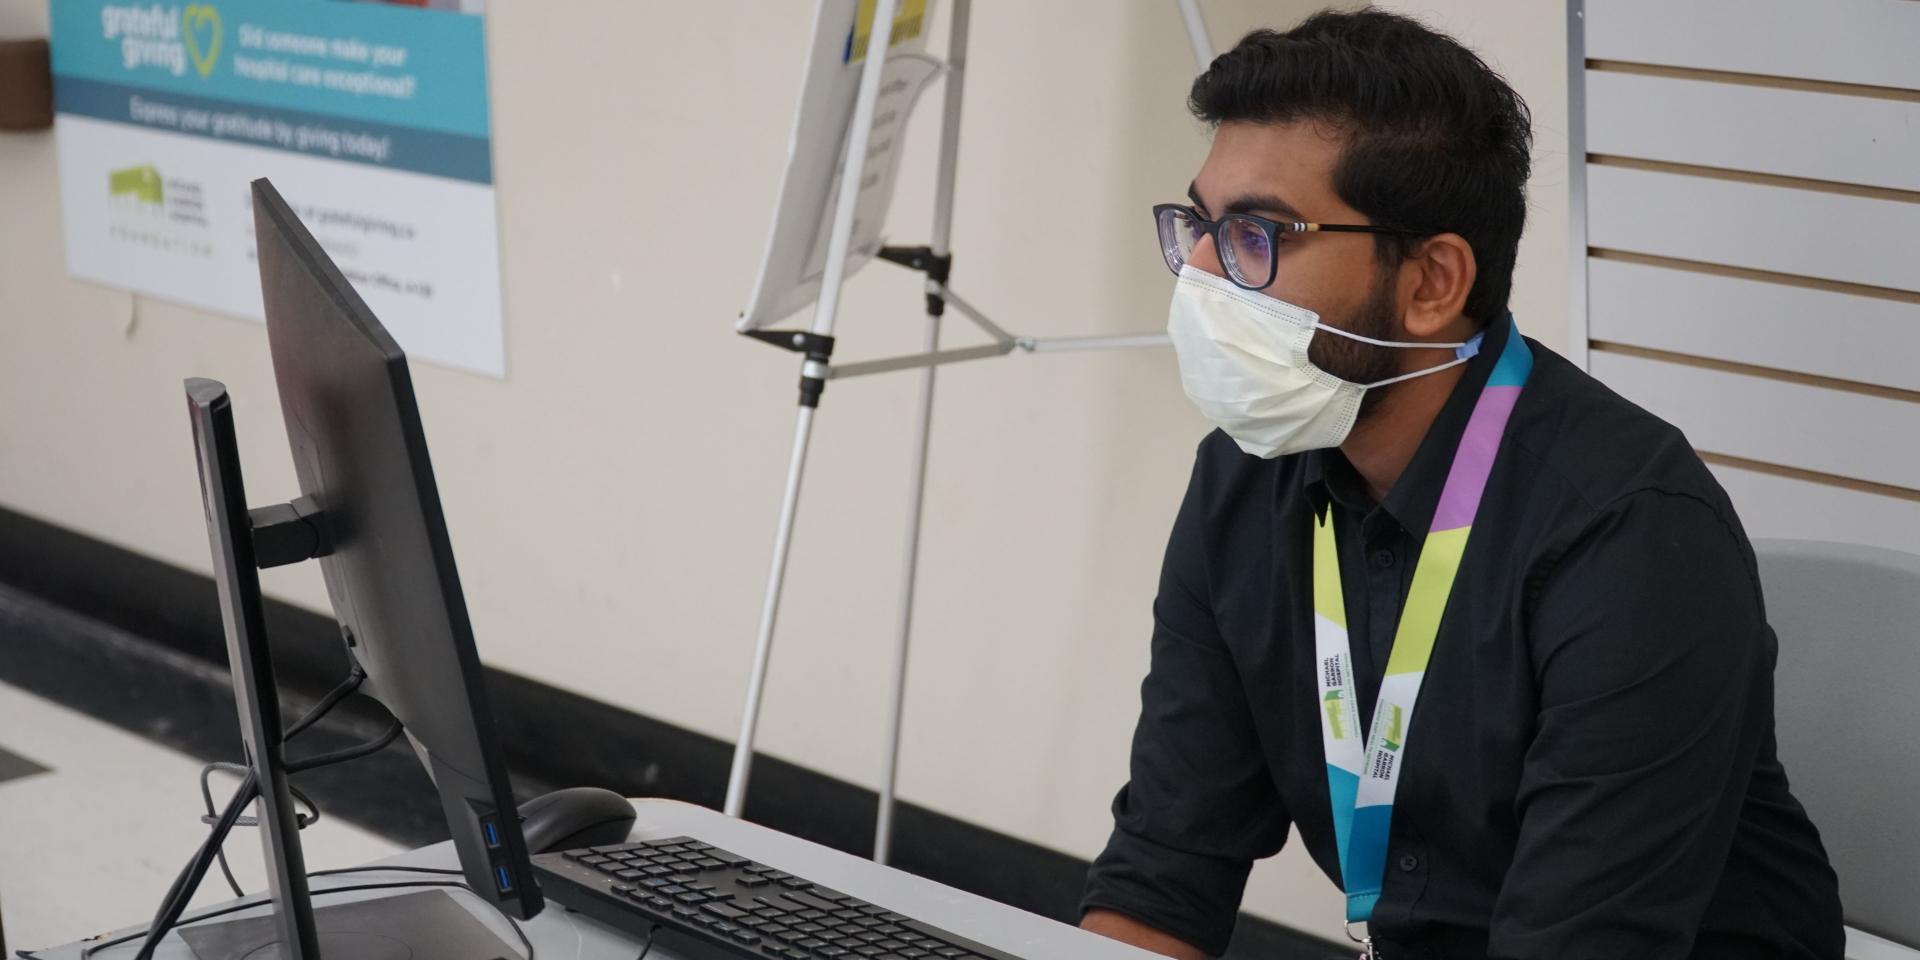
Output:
[30, 799, 1164, 960]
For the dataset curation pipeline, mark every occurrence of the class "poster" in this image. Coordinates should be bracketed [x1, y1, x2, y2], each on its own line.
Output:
[738, 0, 943, 332]
[50, 0, 505, 377]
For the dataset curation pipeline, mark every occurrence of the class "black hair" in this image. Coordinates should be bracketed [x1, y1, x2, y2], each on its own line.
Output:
[1188, 8, 1533, 324]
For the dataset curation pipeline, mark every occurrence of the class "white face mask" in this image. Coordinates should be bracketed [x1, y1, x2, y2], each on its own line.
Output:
[1166, 265, 1483, 459]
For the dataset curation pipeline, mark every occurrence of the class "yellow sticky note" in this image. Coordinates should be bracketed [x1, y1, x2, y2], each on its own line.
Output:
[849, 0, 927, 64]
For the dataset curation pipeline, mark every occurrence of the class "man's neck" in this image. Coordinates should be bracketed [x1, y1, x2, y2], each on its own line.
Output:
[1338, 355, 1468, 504]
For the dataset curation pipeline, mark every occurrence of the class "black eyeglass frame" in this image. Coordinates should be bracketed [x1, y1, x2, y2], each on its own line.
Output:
[1153, 202, 1425, 291]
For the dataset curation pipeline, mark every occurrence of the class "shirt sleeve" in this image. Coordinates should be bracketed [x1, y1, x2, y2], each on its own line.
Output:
[1081, 439, 1292, 957]
[1491, 490, 1773, 960]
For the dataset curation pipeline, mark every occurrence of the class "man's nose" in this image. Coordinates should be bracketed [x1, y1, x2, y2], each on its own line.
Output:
[1187, 233, 1227, 279]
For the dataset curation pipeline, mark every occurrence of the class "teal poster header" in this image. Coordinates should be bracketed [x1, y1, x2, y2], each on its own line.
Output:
[51, 0, 490, 140]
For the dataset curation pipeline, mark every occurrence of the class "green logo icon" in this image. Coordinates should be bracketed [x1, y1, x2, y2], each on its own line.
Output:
[1323, 690, 1348, 741]
[183, 4, 222, 78]
[109, 165, 164, 205]
[1382, 705, 1405, 752]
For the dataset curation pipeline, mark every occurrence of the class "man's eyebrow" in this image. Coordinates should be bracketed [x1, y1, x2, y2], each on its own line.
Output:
[1188, 182, 1308, 223]
[1222, 192, 1306, 223]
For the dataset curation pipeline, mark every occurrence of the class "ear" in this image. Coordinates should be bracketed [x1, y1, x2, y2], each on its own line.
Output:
[1396, 232, 1477, 340]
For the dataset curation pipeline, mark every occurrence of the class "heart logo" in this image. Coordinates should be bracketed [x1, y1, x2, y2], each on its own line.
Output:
[182, 4, 222, 78]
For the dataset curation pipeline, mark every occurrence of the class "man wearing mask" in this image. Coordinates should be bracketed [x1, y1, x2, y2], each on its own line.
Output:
[1078, 10, 1844, 960]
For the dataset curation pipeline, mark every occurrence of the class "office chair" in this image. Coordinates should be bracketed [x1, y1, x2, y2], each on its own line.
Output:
[1756, 539, 1920, 958]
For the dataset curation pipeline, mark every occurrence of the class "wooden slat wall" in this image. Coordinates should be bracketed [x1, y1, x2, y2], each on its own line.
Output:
[1574, 1, 1920, 557]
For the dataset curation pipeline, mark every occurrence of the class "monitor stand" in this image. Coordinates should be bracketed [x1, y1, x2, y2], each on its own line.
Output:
[177, 891, 519, 960]
[185, 380, 518, 960]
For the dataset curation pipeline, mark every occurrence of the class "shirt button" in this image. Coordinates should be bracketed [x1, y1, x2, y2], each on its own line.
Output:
[1397, 854, 1419, 872]
[1372, 549, 1395, 569]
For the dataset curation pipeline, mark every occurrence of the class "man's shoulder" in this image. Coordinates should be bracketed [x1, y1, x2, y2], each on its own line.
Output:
[1509, 342, 1731, 520]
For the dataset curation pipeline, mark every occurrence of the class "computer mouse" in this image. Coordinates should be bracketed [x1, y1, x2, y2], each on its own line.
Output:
[516, 786, 637, 854]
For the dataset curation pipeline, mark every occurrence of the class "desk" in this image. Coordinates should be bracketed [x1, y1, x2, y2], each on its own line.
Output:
[32, 800, 1161, 960]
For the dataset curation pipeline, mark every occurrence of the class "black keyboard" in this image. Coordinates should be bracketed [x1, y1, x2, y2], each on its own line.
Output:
[534, 836, 1025, 960]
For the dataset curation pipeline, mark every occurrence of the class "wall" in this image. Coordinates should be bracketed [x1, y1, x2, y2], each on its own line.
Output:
[0, 0, 1572, 944]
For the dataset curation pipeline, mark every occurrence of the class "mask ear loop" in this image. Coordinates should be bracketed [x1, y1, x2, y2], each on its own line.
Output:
[1313, 322, 1474, 351]
[1322, 326, 1486, 390]
[1360, 353, 1473, 389]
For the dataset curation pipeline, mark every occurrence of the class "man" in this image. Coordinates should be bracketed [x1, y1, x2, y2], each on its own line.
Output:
[1079, 10, 1844, 960]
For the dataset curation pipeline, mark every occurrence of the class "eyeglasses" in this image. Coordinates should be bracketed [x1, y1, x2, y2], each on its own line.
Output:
[1153, 203, 1423, 291]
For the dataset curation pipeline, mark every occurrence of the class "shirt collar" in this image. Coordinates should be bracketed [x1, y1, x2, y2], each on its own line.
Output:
[1303, 310, 1517, 535]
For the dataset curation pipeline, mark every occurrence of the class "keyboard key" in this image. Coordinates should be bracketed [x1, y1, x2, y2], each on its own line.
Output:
[896, 949, 929, 958]
[614, 869, 644, 881]
[779, 877, 815, 890]
[876, 941, 906, 951]
[717, 853, 753, 868]
[796, 923, 828, 935]
[692, 914, 719, 927]
[811, 889, 850, 902]
[730, 930, 763, 945]
[763, 947, 791, 958]
[739, 915, 768, 928]
[934, 949, 969, 958]
[740, 875, 773, 887]
[696, 858, 728, 871]
[782, 892, 844, 913]
[705, 902, 751, 920]
[857, 933, 888, 944]
[896, 933, 927, 943]
[590, 844, 629, 854]
[855, 948, 885, 958]
[796, 939, 830, 950]
[646, 895, 674, 910]
[819, 949, 851, 958]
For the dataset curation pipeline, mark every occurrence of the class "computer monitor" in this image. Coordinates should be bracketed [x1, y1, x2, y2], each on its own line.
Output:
[180, 177, 541, 958]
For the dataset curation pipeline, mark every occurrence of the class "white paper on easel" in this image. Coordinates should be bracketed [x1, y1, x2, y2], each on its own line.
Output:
[738, 0, 943, 332]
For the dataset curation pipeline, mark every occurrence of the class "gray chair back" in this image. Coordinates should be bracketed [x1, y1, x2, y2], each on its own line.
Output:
[1755, 538, 1920, 951]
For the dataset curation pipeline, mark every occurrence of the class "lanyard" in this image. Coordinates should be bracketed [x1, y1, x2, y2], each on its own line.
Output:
[1313, 325, 1532, 934]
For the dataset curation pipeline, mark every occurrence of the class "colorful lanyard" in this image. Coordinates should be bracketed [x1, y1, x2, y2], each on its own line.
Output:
[1313, 325, 1532, 934]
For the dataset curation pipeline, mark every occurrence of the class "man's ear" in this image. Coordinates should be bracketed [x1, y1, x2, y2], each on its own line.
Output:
[1398, 232, 1477, 340]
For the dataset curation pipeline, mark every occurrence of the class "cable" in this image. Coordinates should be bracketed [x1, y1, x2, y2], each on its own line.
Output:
[308, 865, 461, 878]
[285, 717, 402, 773]
[199, 762, 321, 899]
[131, 665, 368, 960]
[634, 924, 659, 960]
[79, 879, 532, 960]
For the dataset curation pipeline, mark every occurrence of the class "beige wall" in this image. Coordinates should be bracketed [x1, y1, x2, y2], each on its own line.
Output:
[0, 0, 1568, 944]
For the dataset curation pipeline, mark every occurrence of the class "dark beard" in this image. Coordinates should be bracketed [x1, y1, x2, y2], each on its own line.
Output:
[1306, 269, 1403, 422]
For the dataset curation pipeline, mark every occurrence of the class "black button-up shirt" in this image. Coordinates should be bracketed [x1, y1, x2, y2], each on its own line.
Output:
[1082, 314, 1844, 959]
